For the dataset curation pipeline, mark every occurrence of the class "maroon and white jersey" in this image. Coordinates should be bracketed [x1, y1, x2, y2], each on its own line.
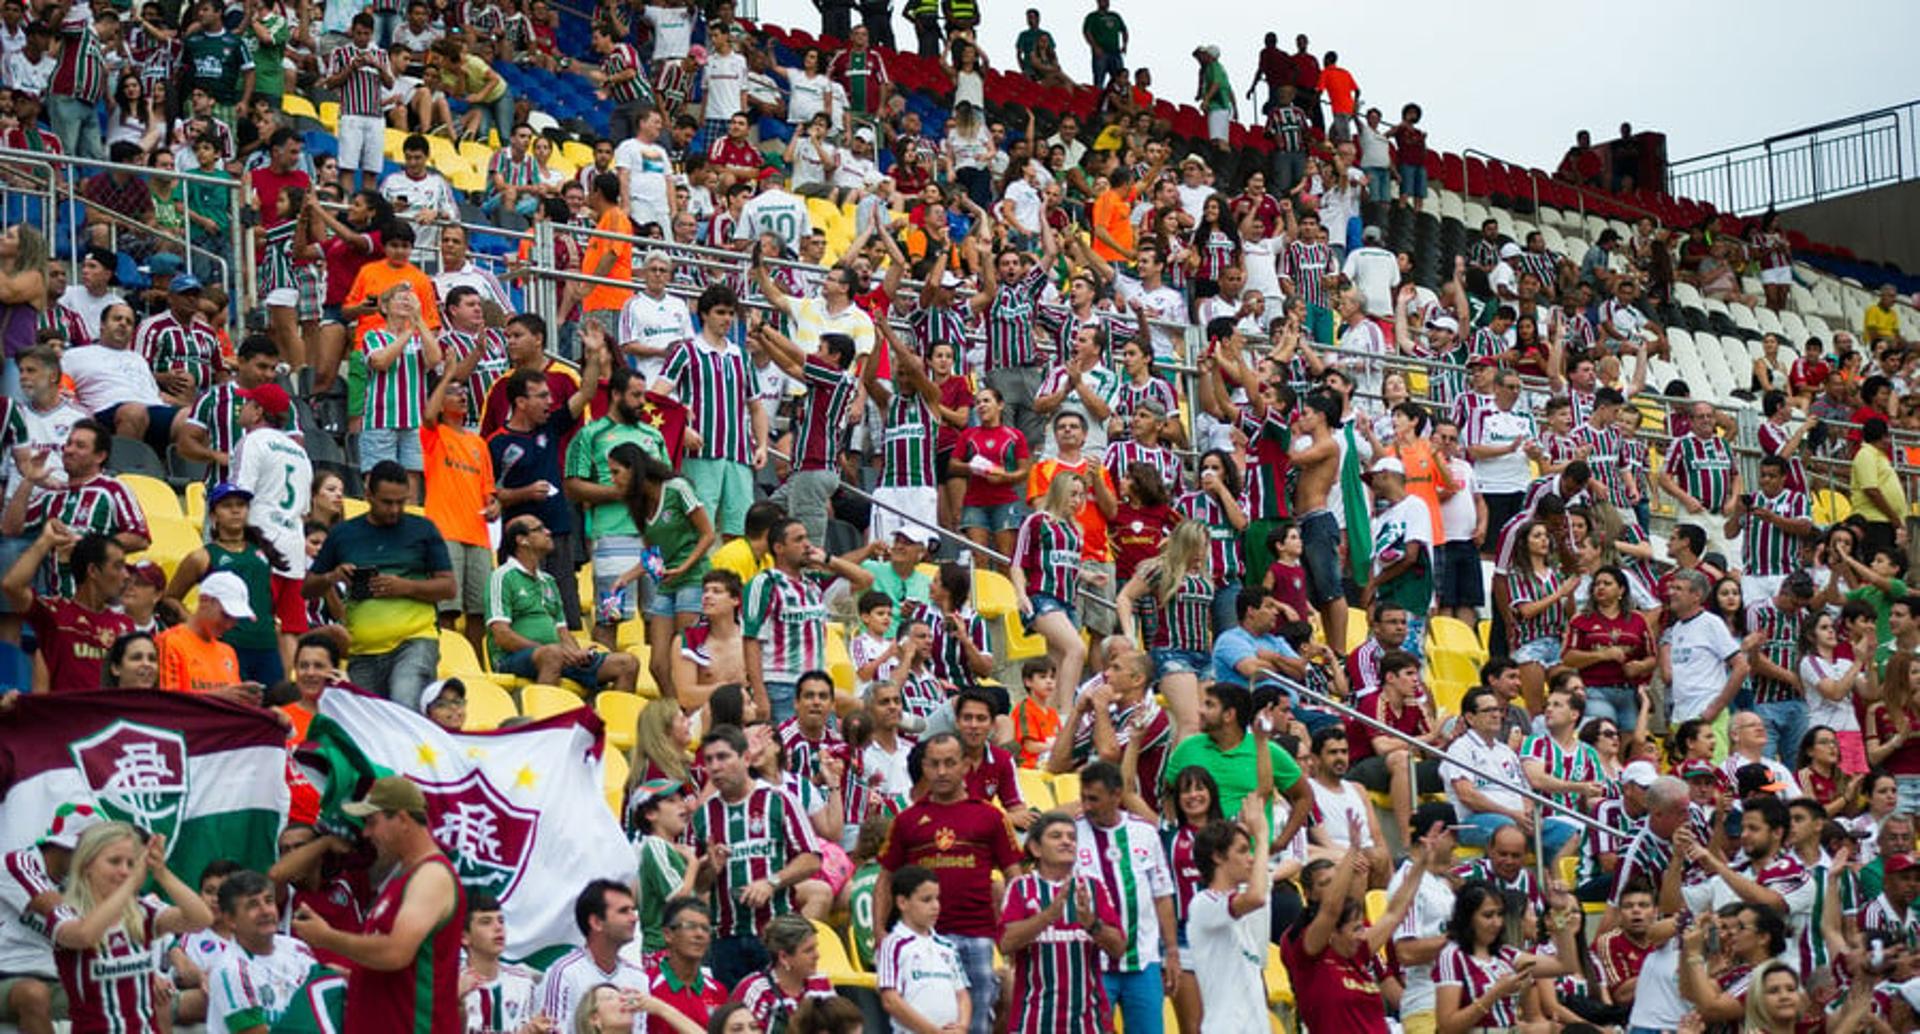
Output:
[55, 897, 164, 1034]
[1164, 824, 1203, 926]
[1449, 390, 1494, 436]
[1572, 420, 1633, 508]
[1755, 419, 1809, 494]
[733, 968, 835, 1032]
[776, 717, 843, 785]
[1449, 858, 1546, 913]
[1433, 942, 1526, 1028]
[1857, 892, 1920, 945]
[686, 784, 824, 938]
[1590, 928, 1654, 1001]
[0, 846, 65, 975]
[1001, 874, 1120, 1034]
[1538, 429, 1582, 466]
[1101, 439, 1182, 492]
[962, 745, 1025, 812]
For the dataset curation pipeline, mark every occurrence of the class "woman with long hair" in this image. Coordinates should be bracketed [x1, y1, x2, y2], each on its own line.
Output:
[1864, 651, 1920, 814]
[1011, 474, 1094, 708]
[1185, 193, 1241, 301]
[955, 386, 1031, 559]
[1676, 904, 1790, 1029]
[0, 224, 49, 367]
[307, 470, 346, 528]
[1117, 521, 1213, 737]
[784, 48, 834, 130]
[1124, 763, 1224, 1034]
[1848, 769, 1899, 860]
[1110, 461, 1175, 592]
[1175, 449, 1248, 634]
[1669, 718, 1719, 770]
[732, 914, 835, 1034]
[929, 341, 973, 532]
[1796, 726, 1856, 816]
[612, 445, 716, 699]
[102, 631, 160, 689]
[106, 72, 165, 150]
[704, 1002, 760, 1034]
[1433, 882, 1579, 1034]
[940, 38, 986, 112]
[55, 823, 213, 1034]
[1000, 812, 1125, 1034]
[1578, 718, 1625, 794]
[626, 697, 692, 798]
[1562, 564, 1655, 738]
[1111, 337, 1177, 429]
[1498, 519, 1579, 712]
[309, 188, 392, 394]
[1751, 209, 1794, 312]
[1799, 611, 1871, 775]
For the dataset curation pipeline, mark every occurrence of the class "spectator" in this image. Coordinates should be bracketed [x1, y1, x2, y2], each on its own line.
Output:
[1, 525, 131, 691]
[1850, 418, 1906, 554]
[1388, 104, 1429, 210]
[1082, 0, 1127, 93]
[227, 382, 311, 668]
[1441, 685, 1536, 847]
[304, 460, 456, 710]
[486, 511, 640, 692]
[611, 446, 714, 693]
[1, 418, 151, 597]
[826, 25, 888, 128]
[1660, 568, 1748, 728]
[45, 1, 111, 161]
[154, 566, 254, 694]
[379, 135, 459, 269]
[564, 360, 669, 649]
[1071, 760, 1177, 1034]
[173, 333, 279, 487]
[320, 15, 391, 193]
[743, 516, 874, 722]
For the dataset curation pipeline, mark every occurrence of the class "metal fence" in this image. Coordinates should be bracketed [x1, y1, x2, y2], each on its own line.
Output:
[1667, 100, 1920, 216]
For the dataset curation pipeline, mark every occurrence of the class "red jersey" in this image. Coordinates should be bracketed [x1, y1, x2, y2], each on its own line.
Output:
[732, 968, 835, 1032]
[1000, 873, 1120, 1034]
[1164, 824, 1203, 925]
[1563, 610, 1652, 687]
[876, 797, 1022, 939]
[1591, 928, 1653, 1002]
[250, 167, 311, 230]
[1344, 692, 1427, 765]
[645, 959, 728, 1034]
[286, 875, 366, 970]
[1280, 928, 1390, 1034]
[1110, 502, 1176, 581]
[54, 897, 164, 1034]
[342, 854, 466, 1034]
[962, 745, 1025, 812]
[1266, 560, 1309, 622]
[29, 595, 131, 692]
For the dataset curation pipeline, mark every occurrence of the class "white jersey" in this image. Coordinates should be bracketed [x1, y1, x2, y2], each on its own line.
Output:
[0, 845, 60, 976]
[1187, 888, 1268, 1034]
[735, 189, 813, 255]
[617, 290, 696, 382]
[379, 169, 458, 256]
[533, 947, 648, 1034]
[232, 425, 313, 577]
[205, 935, 316, 1034]
[172, 928, 233, 976]
[1307, 777, 1376, 849]
[9, 399, 85, 493]
[466, 961, 541, 1034]
[614, 138, 674, 229]
[875, 926, 967, 1034]
[1388, 860, 1457, 1016]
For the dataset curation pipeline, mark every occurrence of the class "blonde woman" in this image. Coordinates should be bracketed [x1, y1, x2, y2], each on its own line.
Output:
[627, 696, 693, 795]
[1117, 520, 1213, 737]
[570, 982, 703, 1034]
[1011, 472, 1097, 710]
[55, 823, 213, 1034]
[0, 224, 50, 385]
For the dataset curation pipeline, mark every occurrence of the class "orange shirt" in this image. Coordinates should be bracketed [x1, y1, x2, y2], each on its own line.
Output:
[582, 207, 635, 313]
[1028, 457, 1115, 562]
[1090, 185, 1137, 262]
[1011, 698, 1061, 769]
[1320, 66, 1357, 115]
[422, 422, 496, 548]
[156, 624, 242, 694]
[1387, 438, 1446, 544]
[280, 702, 315, 744]
[343, 261, 442, 346]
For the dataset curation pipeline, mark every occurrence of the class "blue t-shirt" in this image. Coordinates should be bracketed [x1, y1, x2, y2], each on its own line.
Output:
[488, 408, 581, 536]
[1211, 627, 1295, 688]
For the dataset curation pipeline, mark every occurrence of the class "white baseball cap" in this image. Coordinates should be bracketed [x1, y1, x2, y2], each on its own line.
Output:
[198, 571, 256, 621]
[1621, 760, 1659, 788]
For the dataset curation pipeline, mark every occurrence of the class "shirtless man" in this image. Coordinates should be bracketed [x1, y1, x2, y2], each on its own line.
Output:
[671, 569, 746, 719]
[1289, 388, 1350, 651]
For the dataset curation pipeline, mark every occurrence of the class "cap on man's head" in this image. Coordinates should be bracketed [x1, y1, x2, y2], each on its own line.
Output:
[129, 560, 166, 591]
[197, 570, 256, 621]
[170, 273, 204, 294]
[1734, 762, 1787, 798]
[205, 482, 253, 509]
[1428, 314, 1459, 334]
[1499, 242, 1523, 259]
[1677, 758, 1720, 782]
[1368, 457, 1405, 478]
[39, 802, 104, 850]
[236, 383, 291, 417]
[1469, 355, 1499, 368]
[342, 774, 428, 818]
[1362, 224, 1383, 244]
[1621, 760, 1659, 788]
[1885, 853, 1920, 874]
[854, 126, 876, 144]
[633, 778, 684, 805]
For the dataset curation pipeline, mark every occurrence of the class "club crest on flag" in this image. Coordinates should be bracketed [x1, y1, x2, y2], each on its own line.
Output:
[417, 770, 539, 902]
[66, 719, 190, 844]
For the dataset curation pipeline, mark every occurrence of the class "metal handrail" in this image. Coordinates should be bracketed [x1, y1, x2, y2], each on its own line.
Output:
[1667, 101, 1918, 216]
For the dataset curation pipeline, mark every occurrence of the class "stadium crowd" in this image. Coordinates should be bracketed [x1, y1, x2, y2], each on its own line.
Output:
[5, 0, 1920, 1033]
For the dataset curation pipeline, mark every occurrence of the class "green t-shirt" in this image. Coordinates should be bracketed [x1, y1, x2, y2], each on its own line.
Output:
[246, 11, 291, 98]
[1081, 10, 1126, 54]
[206, 541, 277, 651]
[1201, 62, 1233, 112]
[1850, 577, 1909, 640]
[1015, 28, 1053, 67]
[564, 416, 668, 540]
[644, 478, 712, 593]
[184, 29, 252, 105]
[1161, 731, 1304, 824]
[635, 834, 689, 953]
[187, 166, 234, 233]
[484, 558, 563, 666]
[846, 861, 880, 968]
[859, 560, 932, 634]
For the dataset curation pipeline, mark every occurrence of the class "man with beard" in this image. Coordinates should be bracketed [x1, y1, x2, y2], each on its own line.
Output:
[1306, 727, 1389, 884]
[564, 360, 668, 650]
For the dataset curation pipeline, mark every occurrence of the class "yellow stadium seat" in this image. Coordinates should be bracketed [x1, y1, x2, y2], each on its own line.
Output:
[1003, 613, 1047, 661]
[342, 497, 369, 520]
[1408, 368, 1430, 396]
[280, 94, 318, 120]
[137, 516, 202, 581]
[1049, 772, 1079, 805]
[463, 680, 517, 731]
[805, 197, 841, 232]
[1428, 648, 1479, 689]
[1264, 943, 1293, 1006]
[438, 630, 520, 688]
[810, 919, 876, 989]
[1365, 889, 1387, 925]
[603, 748, 628, 816]
[560, 140, 593, 167]
[1477, 620, 1491, 652]
[1430, 679, 1467, 718]
[1344, 617, 1370, 654]
[596, 691, 644, 752]
[826, 625, 855, 693]
[451, 166, 489, 194]
[1017, 768, 1053, 811]
[122, 474, 182, 522]
[318, 101, 339, 130]
[383, 128, 408, 160]
[183, 481, 206, 527]
[972, 569, 1017, 620]
[615, 618, 647, 652]
[458, 139, 493, 165]
[629, 642, 659, 699]
[1428, 616, 1482, 657]
[1814, 489, 1850, 525]
[521, 683, 584, 720]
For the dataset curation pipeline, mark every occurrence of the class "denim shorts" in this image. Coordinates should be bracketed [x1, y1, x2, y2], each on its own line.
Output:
[359, 427, 423, 472]
[643, 578, 704, 619]
[1398, 163, 1428, 198]
[1512, 635, 1563, 667]
[1298, 510, 1344, 606]
[495, 645, 608, 686]
[1026, 591, 1077, 627]
[1151, 648, 1209, 677]
[960, 500, 1027, 533]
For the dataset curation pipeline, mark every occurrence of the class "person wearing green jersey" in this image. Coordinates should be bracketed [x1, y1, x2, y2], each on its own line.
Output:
[564, 361, 669, 651]
[631, 779, 702, 953]
[182, 0, 254, 125]
[1082, 0, 1127, 91]
[165, 483, 286, 686]
[609, 443, 715, 711]
[245, 0, 293, 104]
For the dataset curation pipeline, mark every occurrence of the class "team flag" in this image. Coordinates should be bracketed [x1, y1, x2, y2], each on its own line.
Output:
[0, 691, 290, 884]
[297, 686, 632, 965]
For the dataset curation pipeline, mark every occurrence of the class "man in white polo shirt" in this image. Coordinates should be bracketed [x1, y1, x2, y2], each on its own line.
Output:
[1441, 685, 1533, 848]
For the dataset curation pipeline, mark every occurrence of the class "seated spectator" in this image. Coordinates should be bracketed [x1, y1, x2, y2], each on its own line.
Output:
[1441, 685, 1536, 847]
[487, 512, 640, 694]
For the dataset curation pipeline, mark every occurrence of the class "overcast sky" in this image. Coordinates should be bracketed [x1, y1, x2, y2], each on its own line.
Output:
[755, 0, 1920, 172]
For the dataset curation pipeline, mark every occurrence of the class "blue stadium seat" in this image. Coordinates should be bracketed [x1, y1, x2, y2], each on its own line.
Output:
[303, 130, 338, 158]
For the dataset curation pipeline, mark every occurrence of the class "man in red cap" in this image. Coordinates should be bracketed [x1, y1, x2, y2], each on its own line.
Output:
[1860, 852, 1920, 939]
[174, 334, 284, 487]
[229, 378, 312, 668]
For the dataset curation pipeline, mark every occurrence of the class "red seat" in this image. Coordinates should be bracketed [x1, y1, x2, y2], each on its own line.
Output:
[1464, 156, 1489, 197]
[1440, 152, 1465, 193]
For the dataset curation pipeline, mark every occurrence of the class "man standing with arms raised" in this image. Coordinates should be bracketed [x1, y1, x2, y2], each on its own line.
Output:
[874, 733, 1023, 1034]
[294, 776, 464, 1034]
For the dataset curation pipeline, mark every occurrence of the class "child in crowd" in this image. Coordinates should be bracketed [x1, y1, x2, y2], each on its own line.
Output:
[165, 859, 244, 1024]
[877, 865, 969, 1034]
[460, 892, 540, 1034]
[851, 589, 898, 694]
[1263, 521, 1310, 623]
[1010, 656, 1060, 769]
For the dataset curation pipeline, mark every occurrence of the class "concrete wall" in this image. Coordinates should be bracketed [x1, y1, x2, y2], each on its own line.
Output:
[1777, 180, 1920, 274]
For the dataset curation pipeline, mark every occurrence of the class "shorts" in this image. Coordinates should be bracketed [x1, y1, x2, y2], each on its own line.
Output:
[93, 403, 179, 456]
[321, 303, 345, 326]
[869, 484, 940, 547]
[589, 535, 645, 623]
[1206, 107, 1230, 143]
[1759, 265, 1793, 286]
[1438, 540, 1485, 607]
[0, 973, 68, 1022]
[265, 287, 299, 308]
[336, 113, 387, 172]
[441, 540, 493, 615]
[293, 264, 324, 322]
[1398, 162, 1428, 199]
[643, 577, 703, 619]
[1512, 635, 1563, 667]
[1025, 591, 1077, 628]
[960, 500, 1026, 533]
[271, 573, 310, 633]
[683, 457, 755, 537]
[1347, 753, 1445, 794]
[495, 644, 610, 686]
[359, 427, 424, 472]
[1151, 648, 1209, 677]
[1298, 510, 1344, 607]
[345, 350, 367, 417]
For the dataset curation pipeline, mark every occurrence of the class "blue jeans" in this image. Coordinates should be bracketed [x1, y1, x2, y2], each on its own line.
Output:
[1211, 579, 1242, 635]
[1091, 50, 1125, 91]
[952, 935, 998, 1034]
[1585, 684, 1642, 733]
[710, 934, 769, 990]
[1457, 811, 1515, 847]
[47, 95, 104, 161]
[766, 679, 797, 724]
[1102, 964, 1163, 1034]
[346, 636, 440, 711]
[1755, 699, 1809, 771]
[1365, 166, 1391, 201]
[1541, 816, 1582, 859]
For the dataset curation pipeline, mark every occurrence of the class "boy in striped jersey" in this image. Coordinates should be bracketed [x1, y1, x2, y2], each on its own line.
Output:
[1726, 454, 1813, 605]
[458, 893, 539, 1034]
[650, 283, 767, 539]
[861, 328, 945, 547]
[1072, 761, 1177, 1034]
